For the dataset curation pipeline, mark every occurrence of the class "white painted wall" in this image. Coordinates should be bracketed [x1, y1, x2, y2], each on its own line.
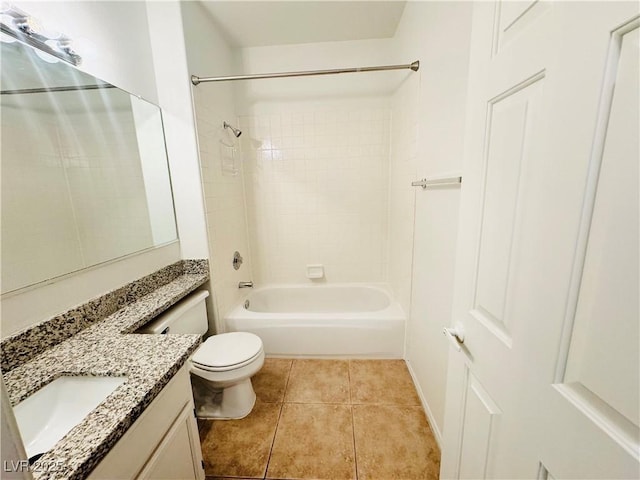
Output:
[180, 1, 253, 332]
[146, 1, 210, 261]
[396, 1, 474, 444]
[236, 38, 401, 103]
[11, 1, 158, 104]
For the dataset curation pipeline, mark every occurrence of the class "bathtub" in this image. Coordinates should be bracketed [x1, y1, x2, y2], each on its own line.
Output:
[225, 284, 405, 357]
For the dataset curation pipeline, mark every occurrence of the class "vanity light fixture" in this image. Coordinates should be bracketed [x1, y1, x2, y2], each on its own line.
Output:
[0, 4, 81, 65]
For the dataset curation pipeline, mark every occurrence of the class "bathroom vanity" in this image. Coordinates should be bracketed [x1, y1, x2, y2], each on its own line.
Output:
[88, 366, 203, 480]
[1, 261, 209, 480]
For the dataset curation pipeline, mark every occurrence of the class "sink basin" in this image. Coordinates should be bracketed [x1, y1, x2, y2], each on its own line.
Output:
[13, 376, 126, 459]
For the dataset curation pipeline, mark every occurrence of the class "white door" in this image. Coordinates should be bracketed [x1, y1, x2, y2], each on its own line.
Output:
[440, 2, 639, 479]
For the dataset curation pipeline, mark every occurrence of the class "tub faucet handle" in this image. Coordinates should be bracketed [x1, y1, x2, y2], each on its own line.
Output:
[238, 281, 253, 289]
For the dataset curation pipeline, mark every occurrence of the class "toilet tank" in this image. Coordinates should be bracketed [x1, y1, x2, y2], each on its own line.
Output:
[137, 290, 209, 335]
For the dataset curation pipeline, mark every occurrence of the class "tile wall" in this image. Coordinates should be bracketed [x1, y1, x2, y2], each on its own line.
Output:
[239, 105, 391, 284]
[193, 86, 253, 330]
[387, 76, 419, 315]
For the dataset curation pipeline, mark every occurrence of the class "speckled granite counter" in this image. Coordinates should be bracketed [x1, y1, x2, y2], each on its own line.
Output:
[1, 261, 210, 480]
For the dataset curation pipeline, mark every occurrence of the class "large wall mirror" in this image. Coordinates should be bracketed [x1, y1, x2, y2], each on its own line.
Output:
[1, 36, 178, 294]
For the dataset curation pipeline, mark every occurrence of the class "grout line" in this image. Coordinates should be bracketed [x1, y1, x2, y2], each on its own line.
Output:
[263, 360, 294, 480]
[348, 359, 353, 405]
[282, 358, 294, 402]
[348, 360, 359, 479]
[263, 402, 283, 480]
[351, 404, 359, 480]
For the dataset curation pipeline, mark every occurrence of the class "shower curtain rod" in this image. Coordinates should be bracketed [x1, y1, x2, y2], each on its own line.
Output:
[191, 60, 419, 85]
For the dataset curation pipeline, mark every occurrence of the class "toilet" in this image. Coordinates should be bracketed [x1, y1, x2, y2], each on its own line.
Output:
[138, 290, 264, 419]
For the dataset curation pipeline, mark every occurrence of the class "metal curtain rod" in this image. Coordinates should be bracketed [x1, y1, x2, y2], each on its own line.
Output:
[191, 60, 419, 85]
[1, 84, 115, 95]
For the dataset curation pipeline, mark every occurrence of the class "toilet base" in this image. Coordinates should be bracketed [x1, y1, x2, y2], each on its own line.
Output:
[192, 376, 257, 420]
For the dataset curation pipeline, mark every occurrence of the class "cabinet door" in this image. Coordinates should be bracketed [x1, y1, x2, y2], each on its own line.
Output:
[89, 367, 204, 480]
[138, 404, 203, 480]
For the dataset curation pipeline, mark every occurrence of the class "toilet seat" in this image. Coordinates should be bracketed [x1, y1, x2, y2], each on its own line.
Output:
[191, 332, 263, 372]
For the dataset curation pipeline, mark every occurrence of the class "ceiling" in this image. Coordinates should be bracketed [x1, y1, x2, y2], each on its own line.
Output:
[198, 1, 407, 48]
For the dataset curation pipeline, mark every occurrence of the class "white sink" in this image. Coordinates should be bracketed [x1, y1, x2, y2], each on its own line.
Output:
[13, 376, 126, 459]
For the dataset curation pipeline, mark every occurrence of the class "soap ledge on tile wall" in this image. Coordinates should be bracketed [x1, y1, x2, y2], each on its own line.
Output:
[0, 259, 209, 372]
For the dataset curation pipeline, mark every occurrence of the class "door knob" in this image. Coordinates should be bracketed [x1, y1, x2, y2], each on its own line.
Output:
[443, 323, 465, 351]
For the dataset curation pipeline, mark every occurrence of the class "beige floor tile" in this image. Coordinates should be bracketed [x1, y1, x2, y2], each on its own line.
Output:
[266, 403, 356, 480]
[284, 359, 350, 404]
[353, 404, 440, 480]
[200, 402, 281, 478]
[206, 477, 259, 480]
[253, 358, 293, 403]
[349, 359, 421, 405]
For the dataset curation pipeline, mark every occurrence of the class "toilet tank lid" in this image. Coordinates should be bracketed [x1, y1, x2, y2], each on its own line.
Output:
[192, 332, 263, 369]
[137, 290, 209, 334]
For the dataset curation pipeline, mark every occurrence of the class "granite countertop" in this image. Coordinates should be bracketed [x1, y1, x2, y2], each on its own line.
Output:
[2, 269, 209, 480]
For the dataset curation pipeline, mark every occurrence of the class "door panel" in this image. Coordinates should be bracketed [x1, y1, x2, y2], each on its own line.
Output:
[541, 16, 640, 479]
[493, 0, 552, 55]
[474, 76, 544, 342]
[458, 372, 502, 480]
[564, 24, 639, 428]
[441, 2, 640, 479]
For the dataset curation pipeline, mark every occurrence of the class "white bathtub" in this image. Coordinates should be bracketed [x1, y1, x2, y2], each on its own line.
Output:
[225, 284, 405, 357]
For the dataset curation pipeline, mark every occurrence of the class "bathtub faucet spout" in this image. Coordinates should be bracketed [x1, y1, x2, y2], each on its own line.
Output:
[238, 281, 254, 289]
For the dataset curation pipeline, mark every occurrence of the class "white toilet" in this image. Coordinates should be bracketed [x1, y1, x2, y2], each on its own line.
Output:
[138, 290, 264, 419]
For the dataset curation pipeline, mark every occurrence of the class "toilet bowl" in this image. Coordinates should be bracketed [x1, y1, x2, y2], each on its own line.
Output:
[137, 290, 264, 420]
[190, 331, 264, 419]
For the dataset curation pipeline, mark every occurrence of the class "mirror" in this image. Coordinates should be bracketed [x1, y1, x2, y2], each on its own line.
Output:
[1, 37, 178, 294]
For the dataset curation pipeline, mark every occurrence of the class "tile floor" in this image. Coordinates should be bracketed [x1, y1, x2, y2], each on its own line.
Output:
[198, 359, 440, 480]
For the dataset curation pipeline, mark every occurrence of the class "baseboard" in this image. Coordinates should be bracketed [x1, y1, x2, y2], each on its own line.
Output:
[405, 359, 443, 448]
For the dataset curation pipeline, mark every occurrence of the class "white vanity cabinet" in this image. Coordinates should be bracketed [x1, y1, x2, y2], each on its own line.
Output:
[88, 366, 205, 480]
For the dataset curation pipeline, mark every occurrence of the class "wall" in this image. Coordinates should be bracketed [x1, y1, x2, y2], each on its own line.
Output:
[180, 1, 254, 332]
[395, 2, 474, 444]
[146, 1, 210, 261]
[387, 73, 419, 316]
[12, 1, 158, 104]
[236, 39, 406, 285]
[2, 1, 186, 337]
[240, 101, 390, 284]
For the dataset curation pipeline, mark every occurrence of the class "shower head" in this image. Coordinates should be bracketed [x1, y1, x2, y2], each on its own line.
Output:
[223, 121, 242, 138]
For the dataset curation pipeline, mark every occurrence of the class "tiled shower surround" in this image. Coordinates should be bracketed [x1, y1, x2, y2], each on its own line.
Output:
[240, 107, 391, 284]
